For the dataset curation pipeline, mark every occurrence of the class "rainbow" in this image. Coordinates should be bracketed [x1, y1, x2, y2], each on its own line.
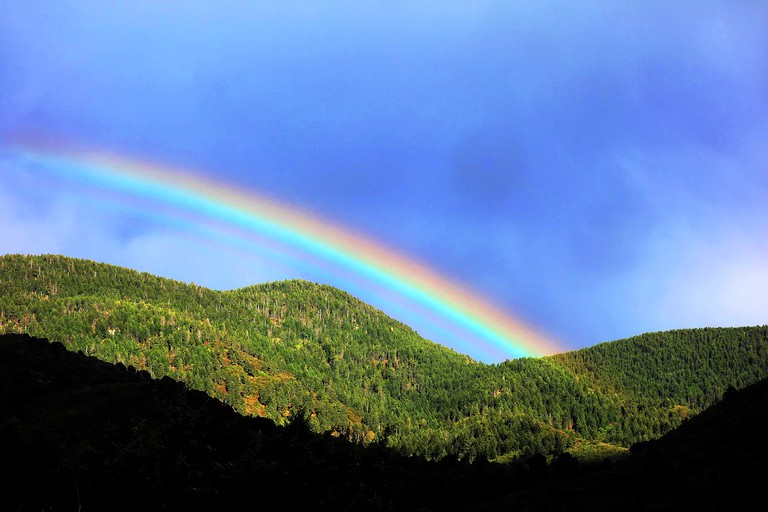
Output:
[6, 144, 563, 361]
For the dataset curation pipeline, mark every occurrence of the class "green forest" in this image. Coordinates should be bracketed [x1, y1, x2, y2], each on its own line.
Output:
[2, 254, 767, 463]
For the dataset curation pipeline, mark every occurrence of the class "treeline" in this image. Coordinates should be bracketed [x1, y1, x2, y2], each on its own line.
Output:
[2, 254, 767, 462]
[552, 327, 768, 409]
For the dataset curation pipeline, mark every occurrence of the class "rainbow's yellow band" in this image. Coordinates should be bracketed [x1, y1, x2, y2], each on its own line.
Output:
[9, 145, 564, 361]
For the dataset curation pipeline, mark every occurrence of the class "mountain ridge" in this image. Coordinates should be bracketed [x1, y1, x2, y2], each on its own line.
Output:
[2, 253, 767, 462]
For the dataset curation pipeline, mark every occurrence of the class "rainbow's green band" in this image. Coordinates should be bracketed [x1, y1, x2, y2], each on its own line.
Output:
[9, 146, 563, 361]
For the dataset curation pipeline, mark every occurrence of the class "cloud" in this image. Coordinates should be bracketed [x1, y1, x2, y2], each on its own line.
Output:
[658, 238, 768, 329]
[579, 136, 768, 341]
[0, 159, 297, 290]
[0, 170, 89, 256]
[619, 218, 768, 335]
[116, 231, 297, 290]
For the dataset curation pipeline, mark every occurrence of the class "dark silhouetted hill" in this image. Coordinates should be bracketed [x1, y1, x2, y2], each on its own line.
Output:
[0, 333, 516, 511]
[483, 372, 768, 511]
[2, 333, 767, 511]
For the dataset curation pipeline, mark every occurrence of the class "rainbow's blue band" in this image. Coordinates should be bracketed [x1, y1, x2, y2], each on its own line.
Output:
[10, 147, 563, 361]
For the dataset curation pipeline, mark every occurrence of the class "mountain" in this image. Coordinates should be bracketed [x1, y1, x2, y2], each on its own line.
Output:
[3, 332, 766, 511]
[2, 254, 767, 463]
[0, 333, 510, 511]
[484, 369, 768, 511]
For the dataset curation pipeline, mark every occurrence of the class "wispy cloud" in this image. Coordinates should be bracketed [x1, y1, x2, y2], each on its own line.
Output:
[0, 159, 296, 289]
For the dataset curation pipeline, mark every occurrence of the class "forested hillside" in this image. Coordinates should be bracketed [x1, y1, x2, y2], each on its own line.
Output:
[4, 332, 765, 511]
[0, 333, 513, 511]
[553, 327, 768, 408]
[2, 254, 766, 462]
[483, 361, 768, 511]
[549, 326, 768, 445]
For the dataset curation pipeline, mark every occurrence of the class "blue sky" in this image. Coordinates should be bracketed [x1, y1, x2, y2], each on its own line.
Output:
[1, 1, 767, 359]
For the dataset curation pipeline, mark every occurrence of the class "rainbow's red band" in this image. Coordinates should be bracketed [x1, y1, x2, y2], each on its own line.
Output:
[8, 145, 564, 361]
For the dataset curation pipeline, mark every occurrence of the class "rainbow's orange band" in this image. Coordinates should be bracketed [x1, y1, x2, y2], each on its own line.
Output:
[9, 145, 564, 361]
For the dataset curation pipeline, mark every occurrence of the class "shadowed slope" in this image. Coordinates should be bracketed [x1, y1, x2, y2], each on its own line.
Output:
[484, 373, 768, 511]
[3, 333, 767, 511]
[0, 333, 514, 511]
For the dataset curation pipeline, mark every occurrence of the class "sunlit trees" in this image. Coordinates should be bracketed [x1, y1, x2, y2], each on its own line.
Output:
[2, 254, 767, 462]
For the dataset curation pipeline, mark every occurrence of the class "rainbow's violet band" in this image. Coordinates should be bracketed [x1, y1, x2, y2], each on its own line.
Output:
[10, 146, 564, 361]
